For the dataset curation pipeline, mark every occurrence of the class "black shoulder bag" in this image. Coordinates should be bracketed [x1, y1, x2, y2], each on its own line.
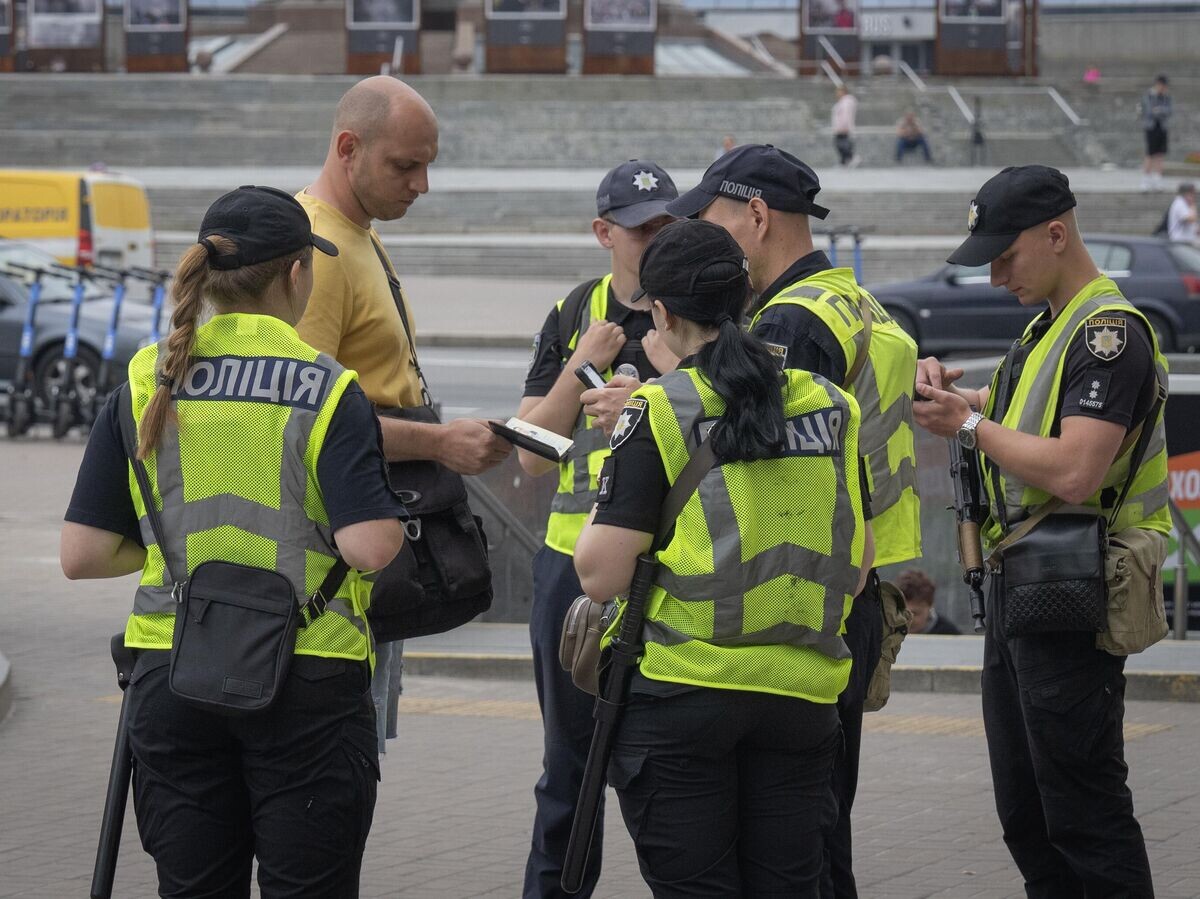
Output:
[369, 240, 493, 643]
[116, 384, 349, 715]
[990, 383, 1166, 639]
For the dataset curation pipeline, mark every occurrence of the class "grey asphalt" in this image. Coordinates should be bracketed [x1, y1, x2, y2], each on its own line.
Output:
[4, 420, 1200, 897]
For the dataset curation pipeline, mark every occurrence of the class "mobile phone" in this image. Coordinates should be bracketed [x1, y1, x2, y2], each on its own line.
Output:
[575, 361, 608, 390]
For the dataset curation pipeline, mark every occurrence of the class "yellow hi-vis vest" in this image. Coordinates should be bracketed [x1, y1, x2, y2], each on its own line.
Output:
[981, 276, 1170, 546]
[620, 367, 866, 703]
[124, 313, 374, 663]
[750, 267, 921, 567]
[545, 274, 616, 555]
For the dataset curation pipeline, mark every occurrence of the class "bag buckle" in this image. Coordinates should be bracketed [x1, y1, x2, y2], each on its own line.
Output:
[402, 518, 423, 541]
[397, 489, 422, 505]
[301, 588, 331, 628]
[170, 581, 185, 604]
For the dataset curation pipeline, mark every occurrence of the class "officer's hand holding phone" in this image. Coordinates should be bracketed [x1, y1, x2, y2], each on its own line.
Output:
[581, 374, 641, 438]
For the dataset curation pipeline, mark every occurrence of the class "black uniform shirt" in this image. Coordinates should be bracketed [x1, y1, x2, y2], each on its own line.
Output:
[523, 281, 659, 399]
[65, 381, 406, 544]
[992, 310, 1157, 435]
[750, 250, 847, 385]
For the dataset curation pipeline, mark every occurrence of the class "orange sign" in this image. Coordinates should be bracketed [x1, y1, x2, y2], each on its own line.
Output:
[1168, 451, 1200, 510]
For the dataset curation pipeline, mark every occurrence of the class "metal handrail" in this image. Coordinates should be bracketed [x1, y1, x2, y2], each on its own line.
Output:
[819, 59, 844, 90]
[947, 85, 976, 124]
[465, 477, 543, 556]
[1046, 86, 1085, 126]
[898, 59, 926, 93]
[816, 35, 847, 71]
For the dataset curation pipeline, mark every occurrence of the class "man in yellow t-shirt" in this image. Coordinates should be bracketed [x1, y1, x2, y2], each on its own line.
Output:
[298, 76, 512, 756]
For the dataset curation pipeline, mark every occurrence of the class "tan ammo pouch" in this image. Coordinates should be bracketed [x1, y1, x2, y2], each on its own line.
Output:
[559, 596, 615, 696]
[1097, 527, 1169, 656]
[865, 580, 913, 713]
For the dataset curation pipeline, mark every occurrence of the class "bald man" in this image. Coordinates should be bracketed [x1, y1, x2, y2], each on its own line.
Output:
[298, 77, 511, 758]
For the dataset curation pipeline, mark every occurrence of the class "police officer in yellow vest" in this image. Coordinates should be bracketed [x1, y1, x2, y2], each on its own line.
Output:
[575, 219, 875, 895]
[914, 166, 1164, 898]
[667, 143, 921, 899]
[515, 160, 679, 898]
[61, 187, 407, 897]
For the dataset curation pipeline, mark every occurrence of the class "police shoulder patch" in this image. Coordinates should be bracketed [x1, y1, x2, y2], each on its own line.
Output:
[527, 333, 542, 374]
[610, 397, 648, 450]
[763, 341, 789, 370]
[1078, 367, 1111, 412]
[596, 455, 616, 505]
[1084, 315, 1127, 361]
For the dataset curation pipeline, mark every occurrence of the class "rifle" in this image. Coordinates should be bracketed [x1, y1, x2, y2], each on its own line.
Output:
[91, 634, 135, 899]
[561, 552, 656, 894]
[948, 437, 988, 634]
[561, 437, 717, 894]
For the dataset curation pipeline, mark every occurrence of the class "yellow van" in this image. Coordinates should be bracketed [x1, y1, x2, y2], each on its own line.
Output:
[0, 169, 154, 270]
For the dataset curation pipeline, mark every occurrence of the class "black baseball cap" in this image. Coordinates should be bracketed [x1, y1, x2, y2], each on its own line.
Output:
[199, 185, 338, 271]
[596, 160, 679, 228]
[635, 219, 749, 316]
[667, 144, 830, 220]
[947, 165, 1078, 267]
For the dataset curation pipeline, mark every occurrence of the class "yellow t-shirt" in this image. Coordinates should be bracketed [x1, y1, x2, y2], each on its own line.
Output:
[295, 190, 423, 408]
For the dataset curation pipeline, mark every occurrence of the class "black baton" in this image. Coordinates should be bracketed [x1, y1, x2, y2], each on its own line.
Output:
[91, 634, 135, 899]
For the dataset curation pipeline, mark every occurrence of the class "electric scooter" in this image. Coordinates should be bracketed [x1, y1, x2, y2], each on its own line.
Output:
[3, 262, 72, 438]
[90, 264, 131, 420]
[48, 263, 99, 439]
[130, 267, 172, 345]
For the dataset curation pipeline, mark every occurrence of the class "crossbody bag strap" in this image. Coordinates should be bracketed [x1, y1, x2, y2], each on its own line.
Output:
[371, 237, 435, 411]
[653, 438, 717, 553]
[985, 378, 1164, 569]
[115, 384, 351, 626]
[843, 292, 873, 387]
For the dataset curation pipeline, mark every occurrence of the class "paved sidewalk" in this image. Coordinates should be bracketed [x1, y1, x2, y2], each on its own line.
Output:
[4, 438, 1200, 897]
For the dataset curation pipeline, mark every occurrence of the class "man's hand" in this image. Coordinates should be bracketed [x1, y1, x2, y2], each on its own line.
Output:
[642, 329, 680, 375]
[912, 382, 972, 439]
[581, 375, 640, 437]
[569, 321, 627, 373]
[915, 356, 964, 391]
[437, 418, 513, 475]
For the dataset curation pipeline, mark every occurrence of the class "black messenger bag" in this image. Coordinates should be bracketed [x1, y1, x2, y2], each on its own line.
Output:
[117, 384, 349, 715]
[368, 240, 493, 643]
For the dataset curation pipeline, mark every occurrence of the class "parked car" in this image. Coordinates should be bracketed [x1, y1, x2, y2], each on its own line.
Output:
[869, 234, 1200, 354]
[0, 241, 155, 411]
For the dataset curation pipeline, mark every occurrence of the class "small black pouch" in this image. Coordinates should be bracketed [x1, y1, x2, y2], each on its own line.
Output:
[169, 561, 300, 714]
[1001, 512, 1108, 639]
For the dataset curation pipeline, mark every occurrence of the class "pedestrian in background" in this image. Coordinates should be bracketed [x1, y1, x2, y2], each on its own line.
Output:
[574, 218, 874, 896]
[1140, 74, 1172, 192]
[60, 186, 407, 896]
[895, 111, 933, 164]
[1167, 182, 1198, 245]
[832, 85, 858, 167]
[297, 76, 511, 757]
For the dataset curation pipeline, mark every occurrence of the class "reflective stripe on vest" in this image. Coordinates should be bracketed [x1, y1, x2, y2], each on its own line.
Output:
[752, 271, 921, 566]
[629, 366, 865, 703]
[125, 314, 371, 659]
[545, 274, 614, 554]
[980, 284, 1171, 545]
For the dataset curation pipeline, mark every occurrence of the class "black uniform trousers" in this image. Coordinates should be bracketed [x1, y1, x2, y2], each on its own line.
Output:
[982, 575, 1155, 899]
[821, 574, 883, 899]
[610, 684, 841, 897]
[524, 545, 604, 899]
[126, 652, 379, 899]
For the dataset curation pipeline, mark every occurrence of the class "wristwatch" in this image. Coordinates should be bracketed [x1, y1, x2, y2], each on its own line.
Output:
[957, 412, 985, 450]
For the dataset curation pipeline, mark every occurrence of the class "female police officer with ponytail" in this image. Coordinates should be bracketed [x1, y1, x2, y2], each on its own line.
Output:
[574, 219, 874, 896]
[61, 186, 407, 898]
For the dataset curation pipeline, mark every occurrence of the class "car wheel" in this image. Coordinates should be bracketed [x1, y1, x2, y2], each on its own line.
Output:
[1141, 312, 1173, 353]
[887, 307, 919, 345]
[34, 343, 101, 411]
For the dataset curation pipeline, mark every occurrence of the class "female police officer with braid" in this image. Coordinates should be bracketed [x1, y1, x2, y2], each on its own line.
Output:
[574, 219, 874, 896]
[61, 186, 407, 897]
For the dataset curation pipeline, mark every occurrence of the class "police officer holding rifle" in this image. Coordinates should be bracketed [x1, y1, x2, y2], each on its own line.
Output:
[913, 165, 1166, 898]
